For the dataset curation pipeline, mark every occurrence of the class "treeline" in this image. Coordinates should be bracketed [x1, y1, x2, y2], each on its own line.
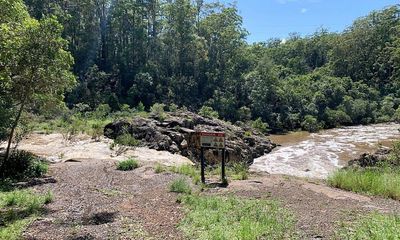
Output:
[19, 1, 400, 132]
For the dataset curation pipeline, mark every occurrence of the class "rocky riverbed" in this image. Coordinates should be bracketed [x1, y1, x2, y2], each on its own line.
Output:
[104, 111, 276, 165]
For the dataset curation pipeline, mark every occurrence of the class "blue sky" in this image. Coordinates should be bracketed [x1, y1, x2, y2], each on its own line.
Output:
[217, 0, 399, 43]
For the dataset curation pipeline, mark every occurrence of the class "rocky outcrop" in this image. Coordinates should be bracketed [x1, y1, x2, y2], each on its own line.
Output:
[104, 111, 276, 165]
[348, 147, 392, 168]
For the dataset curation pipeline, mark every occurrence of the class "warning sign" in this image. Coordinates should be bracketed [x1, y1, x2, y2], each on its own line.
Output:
[199, 132, 225, 149]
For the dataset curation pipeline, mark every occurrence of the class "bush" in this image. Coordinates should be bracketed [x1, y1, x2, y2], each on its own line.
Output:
[251, 118, 269, 133]
[169, 178, 192, 194]
[0, 151, 48, 180]
[198, 106, 219, 119]
[117, 158, 139, 171]
[150, 103, 167, 121]
[301, 115, 321, 133]
[115, 134, 140, 147]
[136, 102, 145, 112]
[168, 103, 179, 112]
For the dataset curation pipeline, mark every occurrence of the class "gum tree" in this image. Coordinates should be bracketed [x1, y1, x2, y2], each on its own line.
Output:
[0, 0, 76, 162]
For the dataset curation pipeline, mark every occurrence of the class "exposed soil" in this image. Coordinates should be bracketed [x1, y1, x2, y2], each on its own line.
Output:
[22, 158, 400, 240]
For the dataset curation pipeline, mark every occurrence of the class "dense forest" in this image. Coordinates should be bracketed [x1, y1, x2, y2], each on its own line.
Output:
[2, 0, 400, 134]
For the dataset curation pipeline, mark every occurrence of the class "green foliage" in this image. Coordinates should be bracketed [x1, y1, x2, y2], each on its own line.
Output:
[11, 1, 400, 135]
[178, 195, 296, 240]
[338, 213, 400, 239]
[170, 164, 200, 185]
[251, 118, 269, 133]
[0, 151, 48, 180]
[328, 167, 400, 200]
[169, 178, 192, 194]
[301, 115, 321, 133]
[150, 103, 167, 121]
[115, 134, 140, 147]
[198, 106, 219, 119]
[116, 158, 139, 171]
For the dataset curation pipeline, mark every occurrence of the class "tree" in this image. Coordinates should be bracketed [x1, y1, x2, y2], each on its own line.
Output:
[0, 0, 75, 161]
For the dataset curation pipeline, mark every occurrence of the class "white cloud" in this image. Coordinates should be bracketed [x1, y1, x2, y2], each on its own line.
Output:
[301, 8, 308, 13]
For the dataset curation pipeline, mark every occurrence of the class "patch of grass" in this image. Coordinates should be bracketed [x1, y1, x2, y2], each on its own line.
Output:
[0, 188, 52, 240]
[169, 178, 192, 194]
[115, 134, 140, 147]
[338, 213, 400, 239]
[170, 164, 201, 185]
[117, 158, 139, 171]
[328, 167, 400, 200]
[178, 195, 297, 240]
[154, 163, 166, 174]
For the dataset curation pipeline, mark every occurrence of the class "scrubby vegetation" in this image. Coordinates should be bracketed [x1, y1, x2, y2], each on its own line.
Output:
[116, 158, 139, 171]
[338, 213, 400, 239]
[0, 151, 48, 181]
[178, 195, 297, 240]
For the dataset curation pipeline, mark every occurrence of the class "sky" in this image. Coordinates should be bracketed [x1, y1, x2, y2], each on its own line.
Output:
[217, 0, 399, 43]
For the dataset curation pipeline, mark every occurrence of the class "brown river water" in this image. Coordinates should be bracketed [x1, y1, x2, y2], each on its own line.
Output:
[250, 123, 400, 179]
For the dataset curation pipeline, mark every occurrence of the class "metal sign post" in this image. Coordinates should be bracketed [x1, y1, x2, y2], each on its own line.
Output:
[198, 132, 227, 185]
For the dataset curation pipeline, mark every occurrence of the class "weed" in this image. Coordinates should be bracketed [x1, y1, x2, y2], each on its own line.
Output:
[169, 178, 192, 194]
[115, 134, 140, 147]
[154, 163, 166, 174]
[117, 158, 139, 171]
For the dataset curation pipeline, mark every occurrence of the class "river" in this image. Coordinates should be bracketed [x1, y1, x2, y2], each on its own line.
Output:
[250, 123, 400, 179]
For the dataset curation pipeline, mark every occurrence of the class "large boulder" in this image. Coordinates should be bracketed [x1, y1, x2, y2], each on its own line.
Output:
[104, 111, 276, 166]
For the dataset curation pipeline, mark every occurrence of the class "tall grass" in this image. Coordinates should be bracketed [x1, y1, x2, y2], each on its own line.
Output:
[178, 195, 297, 240]
[169, 178, 192, 194]
[338, 213, 400, 239]
[328, 167, 400, 200]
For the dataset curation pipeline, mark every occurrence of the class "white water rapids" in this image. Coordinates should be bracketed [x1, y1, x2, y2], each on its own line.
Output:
[250, 123, 400, 179]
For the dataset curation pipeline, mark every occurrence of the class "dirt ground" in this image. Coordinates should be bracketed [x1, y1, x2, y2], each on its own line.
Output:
[21, 157, 400, 240]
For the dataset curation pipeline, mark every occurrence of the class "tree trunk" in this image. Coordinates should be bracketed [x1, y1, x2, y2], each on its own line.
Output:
[3, 98, 26, 163]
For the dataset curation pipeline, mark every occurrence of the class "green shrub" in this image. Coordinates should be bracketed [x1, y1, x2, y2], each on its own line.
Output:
[338, 213, 400, 239]
[198, 106, 219, 119]
[231, 163, 249, 180]
[251, 117, 269, 133]
[117, 158, 139, 171]
[115, 134, 140, 147]
[301, 115, 321, 133]
[136, 102, 145, 112]
[178, 195, 296, 240]
[93, 104, 111, 119]
[168, 103, 179, 112]
[150, 103, 167, 121]
[0, 151, 48, 180]
[169, 178, 192, 194]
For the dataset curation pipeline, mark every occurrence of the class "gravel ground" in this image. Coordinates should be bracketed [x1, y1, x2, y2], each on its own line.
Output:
[21, 158, 400, 239]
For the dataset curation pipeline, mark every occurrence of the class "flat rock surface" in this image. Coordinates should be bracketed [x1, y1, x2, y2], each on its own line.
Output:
[0, 133, 193, 166]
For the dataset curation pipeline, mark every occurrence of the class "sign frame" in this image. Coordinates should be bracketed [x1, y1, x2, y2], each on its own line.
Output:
[197, 131, 227, 186]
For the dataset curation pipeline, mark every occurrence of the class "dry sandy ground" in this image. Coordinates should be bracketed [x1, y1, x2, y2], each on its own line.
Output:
[5, 133, 400, 239]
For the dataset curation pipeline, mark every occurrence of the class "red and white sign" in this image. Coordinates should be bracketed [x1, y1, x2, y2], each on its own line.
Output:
[199, 132, 225, 149]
